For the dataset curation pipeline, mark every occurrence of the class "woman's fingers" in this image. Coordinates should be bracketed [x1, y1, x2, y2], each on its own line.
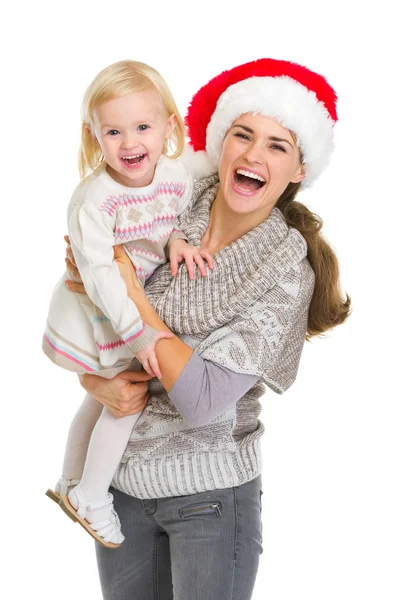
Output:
[64, 235, 71, 245]
[65, 280, 86, 294]
[66, 245, 77, 267]
[65, 257, 81, 281]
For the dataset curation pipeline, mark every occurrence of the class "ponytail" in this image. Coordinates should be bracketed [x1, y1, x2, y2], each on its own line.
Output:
[276, 182, 351, 339]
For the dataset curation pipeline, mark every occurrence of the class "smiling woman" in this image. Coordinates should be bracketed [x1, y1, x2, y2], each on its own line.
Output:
[55, 58, 353, 599]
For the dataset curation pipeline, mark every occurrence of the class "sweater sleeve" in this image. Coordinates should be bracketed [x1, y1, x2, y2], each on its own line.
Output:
[68, 190, 156, 353]
[168, 352, 259, 426]
[196, 261, 315, 394]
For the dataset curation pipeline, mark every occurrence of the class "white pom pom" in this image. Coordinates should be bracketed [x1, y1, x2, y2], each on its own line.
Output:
[180, 144, 218, 181]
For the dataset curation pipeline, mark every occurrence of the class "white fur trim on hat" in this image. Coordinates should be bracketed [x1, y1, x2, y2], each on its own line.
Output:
[206, 76, 335, 187]
[180, 143, 217, 181]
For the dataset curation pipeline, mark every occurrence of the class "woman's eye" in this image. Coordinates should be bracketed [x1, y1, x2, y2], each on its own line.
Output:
[271, 144, 286, 153]
[107, 130, 119, 136]
[138, 124, 149, 131]
[235, 133, 250, 140]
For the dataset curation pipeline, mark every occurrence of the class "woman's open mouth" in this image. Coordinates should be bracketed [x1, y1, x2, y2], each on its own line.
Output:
[120, 154, 147, 170]
[233, 169, 266, 195]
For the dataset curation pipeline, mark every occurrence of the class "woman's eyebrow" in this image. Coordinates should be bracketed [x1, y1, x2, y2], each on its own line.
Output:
[232, 125, 293, 148]
[232, 124, 254, 133]
[269, 135, 293, 148]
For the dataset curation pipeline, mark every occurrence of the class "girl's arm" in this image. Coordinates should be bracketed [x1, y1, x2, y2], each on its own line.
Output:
[68, 196, 158, 355]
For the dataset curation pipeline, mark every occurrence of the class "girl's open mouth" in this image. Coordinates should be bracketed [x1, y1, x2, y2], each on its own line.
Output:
[120, 154, 146, 169]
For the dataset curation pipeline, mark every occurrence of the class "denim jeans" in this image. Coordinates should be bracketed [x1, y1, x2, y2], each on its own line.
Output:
[96, 475, 263, 600]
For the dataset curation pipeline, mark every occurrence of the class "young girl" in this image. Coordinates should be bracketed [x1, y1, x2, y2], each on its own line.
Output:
[43, 60, 212, 548]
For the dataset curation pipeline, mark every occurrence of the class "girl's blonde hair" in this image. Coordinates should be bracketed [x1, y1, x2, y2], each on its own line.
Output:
[78, 60, 185, 179]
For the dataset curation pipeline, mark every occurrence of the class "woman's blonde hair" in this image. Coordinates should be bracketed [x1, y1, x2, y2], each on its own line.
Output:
[78, 60, 185, 179]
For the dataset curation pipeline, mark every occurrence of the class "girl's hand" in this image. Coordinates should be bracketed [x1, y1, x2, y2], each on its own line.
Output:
[134, 330, 174, 379]
[79, 369, 153, 418]
[169, 239, 214, 280]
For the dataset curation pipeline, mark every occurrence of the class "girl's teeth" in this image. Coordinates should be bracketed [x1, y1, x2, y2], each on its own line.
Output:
[236, 169, 265, 183]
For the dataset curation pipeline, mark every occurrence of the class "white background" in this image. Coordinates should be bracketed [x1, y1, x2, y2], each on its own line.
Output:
[1, 1, 399, 598]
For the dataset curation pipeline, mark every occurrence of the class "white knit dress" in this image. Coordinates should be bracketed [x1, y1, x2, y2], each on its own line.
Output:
[43, 155, 193, 378]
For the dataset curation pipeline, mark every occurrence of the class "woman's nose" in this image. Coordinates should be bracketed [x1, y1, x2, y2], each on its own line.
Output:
[243, 142, 264, 164]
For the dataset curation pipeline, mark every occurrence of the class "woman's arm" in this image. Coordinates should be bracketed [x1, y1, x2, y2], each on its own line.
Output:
[65, 242, 194, 392]
[79, 369, 153, 418]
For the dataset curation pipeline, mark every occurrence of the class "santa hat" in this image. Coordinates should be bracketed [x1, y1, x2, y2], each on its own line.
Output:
[183, 58, 338, 187]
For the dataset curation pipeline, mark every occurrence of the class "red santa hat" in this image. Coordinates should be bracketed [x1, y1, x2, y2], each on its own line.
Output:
[183, 58, 338, 188]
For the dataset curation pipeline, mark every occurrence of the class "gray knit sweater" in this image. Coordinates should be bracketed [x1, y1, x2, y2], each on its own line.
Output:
[112, 176, 315, 499]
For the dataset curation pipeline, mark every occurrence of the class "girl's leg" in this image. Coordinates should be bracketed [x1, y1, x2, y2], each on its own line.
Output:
[77, 406, 140, 504]
[61, 393, 103, 481]
[96, 488, 173, 600]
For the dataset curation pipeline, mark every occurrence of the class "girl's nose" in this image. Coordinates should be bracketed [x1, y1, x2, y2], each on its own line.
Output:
[121, 133, 138, 150]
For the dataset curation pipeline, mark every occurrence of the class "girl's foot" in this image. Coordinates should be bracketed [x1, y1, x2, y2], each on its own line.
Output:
[60, 485, 124, 549]
[46, 476, 80, 504]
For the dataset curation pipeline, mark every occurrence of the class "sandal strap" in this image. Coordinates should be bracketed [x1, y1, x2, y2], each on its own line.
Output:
[56, 476, 80, 497]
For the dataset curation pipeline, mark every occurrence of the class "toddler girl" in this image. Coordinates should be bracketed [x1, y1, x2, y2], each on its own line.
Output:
[43, 60, 212, 548]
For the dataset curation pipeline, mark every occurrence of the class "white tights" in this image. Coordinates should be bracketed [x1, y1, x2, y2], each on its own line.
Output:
[61, 393, 141, 504]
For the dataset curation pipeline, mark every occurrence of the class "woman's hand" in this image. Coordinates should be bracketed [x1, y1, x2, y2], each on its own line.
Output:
[79, 369, 153, 418]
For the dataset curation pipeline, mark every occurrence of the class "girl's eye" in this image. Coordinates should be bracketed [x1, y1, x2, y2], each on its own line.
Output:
[107, 130, 119, 136]
[234, 132, 250, 141]
[271, 144, 286, 153]
[138, 124, 149, 131]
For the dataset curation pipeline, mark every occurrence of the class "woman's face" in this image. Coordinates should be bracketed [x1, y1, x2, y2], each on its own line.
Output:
[217, 113, 304, 218]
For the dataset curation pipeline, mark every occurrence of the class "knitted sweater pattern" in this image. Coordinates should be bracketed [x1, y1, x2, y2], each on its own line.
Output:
[113, 175, 315, 499]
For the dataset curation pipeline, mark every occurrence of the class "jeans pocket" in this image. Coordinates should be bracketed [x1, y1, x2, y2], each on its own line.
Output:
[179, 501, 222, 519]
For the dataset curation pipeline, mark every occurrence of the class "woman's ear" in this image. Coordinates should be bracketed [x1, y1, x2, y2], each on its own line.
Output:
[291, 165, 306, 184]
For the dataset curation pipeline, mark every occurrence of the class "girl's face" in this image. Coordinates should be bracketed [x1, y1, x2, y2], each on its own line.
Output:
[217, 113, 304, 219]
[92, 90, 176, 188]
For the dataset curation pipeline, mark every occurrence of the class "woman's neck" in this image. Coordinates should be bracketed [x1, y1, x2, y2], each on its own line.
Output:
[201, 189, 273, 255]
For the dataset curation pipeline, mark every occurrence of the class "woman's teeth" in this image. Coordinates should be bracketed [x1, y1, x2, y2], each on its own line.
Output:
[236, 169, 266, 183]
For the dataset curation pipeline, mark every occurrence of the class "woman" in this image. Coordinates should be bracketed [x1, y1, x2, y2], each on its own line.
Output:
[65, 58, 350, 599]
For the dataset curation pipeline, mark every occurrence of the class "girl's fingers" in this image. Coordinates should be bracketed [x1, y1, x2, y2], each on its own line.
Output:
[193, 254, 207, 277]
[170, 252, 178, 277]
[145, 357, 158, 379]
[64, 235, 71, 245]
[184, 256, 195, 280]
[149, 355, 162, 380]
[200, 249, 214, 270]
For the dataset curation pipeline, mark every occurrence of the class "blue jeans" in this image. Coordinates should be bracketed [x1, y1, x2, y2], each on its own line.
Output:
[96, 475, 263, 599]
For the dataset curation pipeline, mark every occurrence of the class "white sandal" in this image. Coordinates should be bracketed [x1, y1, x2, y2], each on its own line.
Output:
[46, 476, 80, 504]
[60, 487, 124, 549]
